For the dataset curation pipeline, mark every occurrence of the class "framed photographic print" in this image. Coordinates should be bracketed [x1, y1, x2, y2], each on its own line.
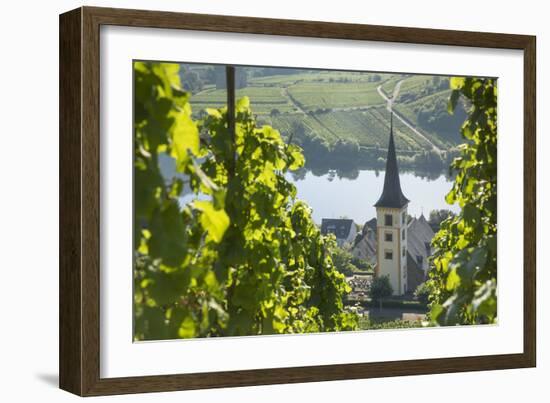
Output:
[59, 6, 536, 396]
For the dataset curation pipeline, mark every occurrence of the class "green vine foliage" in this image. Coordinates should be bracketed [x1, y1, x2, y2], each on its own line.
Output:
[427, 77, 497, 325]
[133, 62, 357, 340]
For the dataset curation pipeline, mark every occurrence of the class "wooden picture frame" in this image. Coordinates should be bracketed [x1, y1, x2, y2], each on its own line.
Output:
[59, 6, 536, 396]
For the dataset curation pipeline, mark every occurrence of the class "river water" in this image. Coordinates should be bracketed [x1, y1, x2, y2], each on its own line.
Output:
[287, 169, 459, 225]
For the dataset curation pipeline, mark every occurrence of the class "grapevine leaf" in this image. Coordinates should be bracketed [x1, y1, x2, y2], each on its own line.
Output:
[193, 200, 230, 243]
[170, 112, 199, 170]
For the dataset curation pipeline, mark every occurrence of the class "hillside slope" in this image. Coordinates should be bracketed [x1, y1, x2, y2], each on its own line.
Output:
[187, 67, 466, 154]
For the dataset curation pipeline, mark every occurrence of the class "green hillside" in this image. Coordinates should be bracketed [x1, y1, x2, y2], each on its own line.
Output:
[286, 81, 384, 110]
[183, 64, 467, 170]
[192, 86, 297, 115]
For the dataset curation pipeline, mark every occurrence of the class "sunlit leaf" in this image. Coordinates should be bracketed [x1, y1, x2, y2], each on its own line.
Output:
[193, 200, 230, 243]
[170, 112, 199, 170]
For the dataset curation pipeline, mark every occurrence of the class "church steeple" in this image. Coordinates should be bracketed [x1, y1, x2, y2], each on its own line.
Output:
[374, 112, 409, 209]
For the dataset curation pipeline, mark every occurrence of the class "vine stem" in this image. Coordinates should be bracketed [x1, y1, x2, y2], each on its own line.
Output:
[226, 66, 236, 178]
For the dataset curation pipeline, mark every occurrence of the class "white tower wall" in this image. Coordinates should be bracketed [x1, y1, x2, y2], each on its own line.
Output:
[376, 205, 408, 295]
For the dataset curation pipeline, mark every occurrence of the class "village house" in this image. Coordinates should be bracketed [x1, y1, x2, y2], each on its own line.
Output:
[320, 218, 357, 247]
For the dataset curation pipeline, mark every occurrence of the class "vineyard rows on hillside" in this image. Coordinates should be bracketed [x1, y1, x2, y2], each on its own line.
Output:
[186, 67, 466, 154]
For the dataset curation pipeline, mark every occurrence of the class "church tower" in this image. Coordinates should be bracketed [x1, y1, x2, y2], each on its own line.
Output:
[374, 113, 409, 295]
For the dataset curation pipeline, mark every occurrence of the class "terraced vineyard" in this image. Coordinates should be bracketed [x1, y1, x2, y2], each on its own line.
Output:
[249, 70, 385, 86]
[309, 109, 430, 151]
[191, 87, 296, 115]
[393, 89, 465, 147]
[265, 113, 338, 143]
[382, 74, 431, 95]
[286, 81, 384, 110]
[185, 64, 466, 160]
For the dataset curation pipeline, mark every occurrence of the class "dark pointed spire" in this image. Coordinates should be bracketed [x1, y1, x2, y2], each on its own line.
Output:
[374, 112, 409, 209]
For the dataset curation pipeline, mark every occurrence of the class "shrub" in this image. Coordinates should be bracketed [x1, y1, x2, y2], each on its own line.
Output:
[368, 275, 393, 308]
[414, 282, 431, 305]
[330, 245, 361, 276]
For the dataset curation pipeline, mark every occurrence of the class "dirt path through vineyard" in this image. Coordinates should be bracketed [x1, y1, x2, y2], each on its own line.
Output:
[376, 81, 441, 152]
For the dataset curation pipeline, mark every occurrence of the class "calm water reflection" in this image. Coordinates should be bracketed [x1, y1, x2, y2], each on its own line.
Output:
[287, 169, 459, 225]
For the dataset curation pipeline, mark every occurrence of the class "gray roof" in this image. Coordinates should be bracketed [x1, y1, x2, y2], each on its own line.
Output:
[407, 214, 434, 262]
[351, 225, 377, 264]
[374, 113, 409, 209]
[362, 234, 377, 264]
[321, 218, 354, 239]
[362, 217, 378, 236]
[406, 252, 426, 292]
